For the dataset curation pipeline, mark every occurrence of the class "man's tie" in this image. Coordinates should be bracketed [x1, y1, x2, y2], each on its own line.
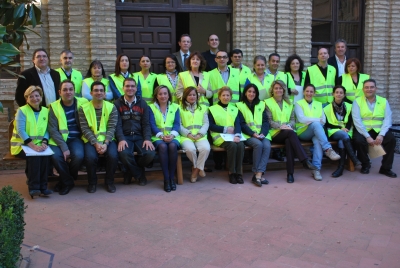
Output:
[183, 53, 188, 71]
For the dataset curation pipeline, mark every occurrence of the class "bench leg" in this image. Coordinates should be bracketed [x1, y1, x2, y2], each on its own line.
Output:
[346, 157, 355, 172]
[176, 153, 183, 185]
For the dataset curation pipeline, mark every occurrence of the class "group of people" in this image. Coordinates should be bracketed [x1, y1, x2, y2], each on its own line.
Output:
[12, 34, 397, 198]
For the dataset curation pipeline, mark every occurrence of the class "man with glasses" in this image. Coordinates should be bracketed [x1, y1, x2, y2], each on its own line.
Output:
[15, 48, 61, 107]
[55, 50, 84, 97]
[202, 34, 220, 72]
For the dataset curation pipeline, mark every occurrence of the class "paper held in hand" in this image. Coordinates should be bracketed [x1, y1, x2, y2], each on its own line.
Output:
[368, 145, 386, 159]
[21, 145, 54, 156]
[220, 134, 246, 141]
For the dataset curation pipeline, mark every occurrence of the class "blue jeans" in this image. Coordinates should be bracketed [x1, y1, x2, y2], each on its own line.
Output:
[84, 141, 118, 185]
[330, 130, 350, 148]
[118, 135, 156, 179]
[244, 137, 271, 173]
[50, 138, 85, 187]
[298, 122, 331, 170]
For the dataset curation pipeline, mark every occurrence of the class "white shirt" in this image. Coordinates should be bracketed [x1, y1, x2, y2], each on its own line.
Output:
[35, 65, 56, 106]
[335, 55, 346, 77]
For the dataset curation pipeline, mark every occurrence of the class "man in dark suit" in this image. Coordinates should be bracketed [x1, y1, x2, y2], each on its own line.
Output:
[15, 48, 61, 107]
[173, 34, 192, 71]
[202, 34, 220, 72]
[327, 39, 347, 80]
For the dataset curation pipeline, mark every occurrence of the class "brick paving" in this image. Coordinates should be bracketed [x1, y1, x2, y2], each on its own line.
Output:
[1, 155, 400, 268]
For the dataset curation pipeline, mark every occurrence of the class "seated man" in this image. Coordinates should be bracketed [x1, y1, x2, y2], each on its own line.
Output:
[49, 80, 88, 195]
[352, 79, 397, 177]
[114, 78, 155, 185]
[79, 81, 119, 193]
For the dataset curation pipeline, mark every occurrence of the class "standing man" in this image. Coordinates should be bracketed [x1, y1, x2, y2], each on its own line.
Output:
[173, 34, 192, 71]
[327, 39, 347, 79]
[114, 78, 156, 186]
[229, 49, 252, 93]
[265, 53, 287, 91]
[55, 50, 84, 97]
[209, 50, 241, 103]
[48, 80, 88, 195]
[202, 34, 220, 72]
[15, 48, 61, 107]
[305, 47, 336, 105]
[79, 81, 119, 193]
[352, 79, 397, 178]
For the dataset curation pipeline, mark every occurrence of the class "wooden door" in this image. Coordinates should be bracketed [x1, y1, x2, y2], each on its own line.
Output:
[117, 12, 176, 73]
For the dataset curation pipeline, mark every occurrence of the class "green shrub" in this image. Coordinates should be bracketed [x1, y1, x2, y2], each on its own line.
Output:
[0, 186, 26, 267]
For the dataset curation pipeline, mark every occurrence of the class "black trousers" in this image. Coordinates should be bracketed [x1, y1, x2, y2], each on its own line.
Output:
[353, 128, 395, 170]
[272, 130, 307, 174]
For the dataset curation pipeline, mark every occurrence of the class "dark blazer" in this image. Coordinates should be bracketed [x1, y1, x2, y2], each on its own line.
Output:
[202, 50, 217, 72]
[173, 51, 189, 71]
[327, 56, 339, 80]
[15, 66, 61, 107]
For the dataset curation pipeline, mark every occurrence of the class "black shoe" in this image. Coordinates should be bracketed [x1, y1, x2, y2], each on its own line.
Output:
[164, 180, 171, 192]
[360, 165, 370, 174]
[302, 159, 318, 170]
[53, 182, 61, 192]
[260, 178, 269, 185]
[106, 184, 116, 193]
[123, 174, 132, 185]
[29, 190, 41, 199]
[40, 189, 53, 196]
[146, 160, 154, 169]
[379, 168, 397, 178]
[59, 185, 74, 195]
[139, 174, 147, 186]
[229, 174, 237, 184]
[170, 178, 176, 191]
[79, 165, 87, 172]
[252, 175, 262, 187]
[236, 174, 244, 184]
[87, 184, 96, 193]
[287, 174, 294, 183]
[272, 150, 284, 161]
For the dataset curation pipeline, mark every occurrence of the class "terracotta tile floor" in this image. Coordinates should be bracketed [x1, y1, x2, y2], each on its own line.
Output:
[1, 154, 400, 268]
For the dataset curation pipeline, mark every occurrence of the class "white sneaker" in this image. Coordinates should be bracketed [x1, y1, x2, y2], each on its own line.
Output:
[325, 148, 341, 160]
[312, 170, 323, 181]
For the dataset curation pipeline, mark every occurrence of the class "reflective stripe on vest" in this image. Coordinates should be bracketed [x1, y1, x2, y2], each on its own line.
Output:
[149, 102, 180, 143]
[10, 105, 49, 155]
[179, 71, 211, 107]
[264, 98, 293, 137]
[355, 96, 387, 132]
[295, 99, 323, 136]
[134, 72, 157, 104]
[323, 102, 353, 137]
[341, 73, 370, 101]
[180, 104, 208, 143]
[56, 68, 83, 96]
[208, 104, 239, 146]
[81, 101, 114, 143]
[308, 64, 336, 104]
[236, 101, 271, 140]
[209, 66, 241, 103]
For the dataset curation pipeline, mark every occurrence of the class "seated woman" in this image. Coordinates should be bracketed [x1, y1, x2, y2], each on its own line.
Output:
[82, 60, 113, 101]
[109, 54, 135, 99]
[208, 86, 245, 184]
[176, 51, 212, 107]
[179, 86, 211, 182]
[149, 85, 180, 192]
[10, 86, 52, 198]
[134, 55, 158, 103]
[324, 85, 361, 177]
[265, 80, 317, 183]
[294, 84, 341, 181]
[155, 54, 182, 104]
[237, 83, 271, 187]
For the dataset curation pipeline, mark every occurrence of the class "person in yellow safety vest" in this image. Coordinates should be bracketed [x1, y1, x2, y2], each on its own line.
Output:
[209, 50, 241, 104]
[229, 49, 252, 94]
[236, 83, 271, 187]
[10, 86, 52, 199]
[48, 80, 88, 195]
[208, 86, 245, 184]
[82, 60, 113, 101]
[352, 79, 397, 178]
[294, 84, 341, 181]
[176, 51, 213, 107]
[55, 50, 84, 97]
[134, 55, 158, 104]
[244, 55, 273, 101]
[179, 86, 211, 183]
[337, 58, 370, 102]
[264, 80, 317, 183]
[304, 48, 336, 105]
[154, 54, 182, 104]
[149, 86, 181, 192]
[284, 54, 306, 102]
[78, 81, 119, 193]
[324, 85, 361, 178]
[109, 54, 135, 99]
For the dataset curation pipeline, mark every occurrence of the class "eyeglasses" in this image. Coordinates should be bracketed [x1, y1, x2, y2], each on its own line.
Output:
[92, 89, 105, 92]
[216, 56, 228, 60]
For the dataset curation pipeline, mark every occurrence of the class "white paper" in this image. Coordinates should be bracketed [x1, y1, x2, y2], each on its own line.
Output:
[21, 145, 54, 156]
[220, 134, 246, 141]
[293, 85, 304, 103]
[368, 145, 386, 159]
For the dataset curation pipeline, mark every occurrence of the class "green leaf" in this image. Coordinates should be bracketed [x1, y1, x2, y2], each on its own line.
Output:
[12, 31, 23, 48]
[27, 4, 37, 28]
[13, 15, 26, 31]
[2, 67, 23, 78]
[32, 4, 42, 26]
[0, 43, 20, 56]
[0, 55, 13, 64]
[0, 26, 7, 36]
[13, 4, 26, 20]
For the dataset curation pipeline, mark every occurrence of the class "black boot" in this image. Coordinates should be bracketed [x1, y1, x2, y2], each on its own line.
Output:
[332, 148, 345, 177]
[170, 177, 176, 191]
[343, 139, 361, 166]
[164, 180, 171, 192]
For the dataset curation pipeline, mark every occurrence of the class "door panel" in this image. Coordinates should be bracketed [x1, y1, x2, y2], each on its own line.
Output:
[117, 12, 176, 73]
